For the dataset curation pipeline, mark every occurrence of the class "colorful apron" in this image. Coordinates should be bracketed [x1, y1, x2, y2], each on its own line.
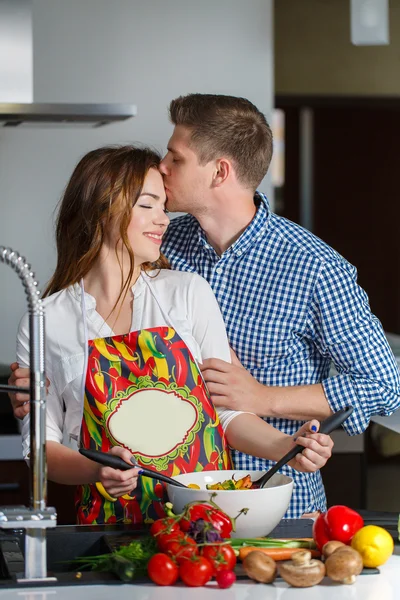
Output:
[75, 325, 232, 524]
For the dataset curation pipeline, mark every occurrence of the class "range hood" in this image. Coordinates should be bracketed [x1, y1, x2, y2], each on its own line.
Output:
[0, 0, 136, 127]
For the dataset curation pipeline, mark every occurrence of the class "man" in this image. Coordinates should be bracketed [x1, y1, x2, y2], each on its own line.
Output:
[10, 93, 400, 517]
[158, 93, 400, 517]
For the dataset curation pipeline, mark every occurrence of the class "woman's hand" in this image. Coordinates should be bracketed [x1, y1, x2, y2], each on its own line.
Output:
[98, 446, 141, 498]
[289, 419, 334, 473]
[8, 363, 50, 420]
[8, 363, 31, 419]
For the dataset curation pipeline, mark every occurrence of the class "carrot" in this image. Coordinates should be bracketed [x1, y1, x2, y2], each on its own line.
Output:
[238, 546, 321, 562]
[273, 538, 315, 543]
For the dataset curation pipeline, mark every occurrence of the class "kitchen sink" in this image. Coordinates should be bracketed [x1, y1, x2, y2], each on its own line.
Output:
[0, 523, 149, 588]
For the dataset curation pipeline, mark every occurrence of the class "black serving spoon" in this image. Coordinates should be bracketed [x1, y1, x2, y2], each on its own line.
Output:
[79, 448, 187, 488]
[252, 405, 354, 489]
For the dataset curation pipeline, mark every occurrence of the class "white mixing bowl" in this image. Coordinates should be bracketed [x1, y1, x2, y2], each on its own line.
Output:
[166, 469, 293, 539]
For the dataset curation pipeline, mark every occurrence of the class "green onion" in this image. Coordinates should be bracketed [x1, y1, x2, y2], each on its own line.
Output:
[228, 537, 317, 549]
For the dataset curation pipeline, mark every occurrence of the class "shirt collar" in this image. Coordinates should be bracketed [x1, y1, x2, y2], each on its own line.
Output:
[70, 272, 147, 308]
[196, 192, 271, 257]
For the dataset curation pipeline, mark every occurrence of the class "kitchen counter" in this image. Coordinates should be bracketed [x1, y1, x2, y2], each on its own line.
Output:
[0, 553, 399, 600]
[0, 516, 398, 598]
[371, 411, 400, 435]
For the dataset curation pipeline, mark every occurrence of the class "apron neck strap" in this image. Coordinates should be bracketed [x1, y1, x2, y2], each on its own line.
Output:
[80, 279, 89, 405]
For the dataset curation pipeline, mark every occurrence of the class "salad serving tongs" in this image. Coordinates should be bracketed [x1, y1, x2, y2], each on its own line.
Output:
[79, 448, 188, 488]
[252, 405, 354, 489]
[80, 405, 353, 491]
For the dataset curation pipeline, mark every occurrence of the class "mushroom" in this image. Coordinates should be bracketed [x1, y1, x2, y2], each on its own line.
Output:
[325, 546, 363, 584]
[322, 540, 346, 558]
[278, 550, 326, 588]
[242, 551, 277, 583]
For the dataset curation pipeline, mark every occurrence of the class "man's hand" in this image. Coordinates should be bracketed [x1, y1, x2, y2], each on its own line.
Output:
[8, 363, 50, 420]
[202, 348, 332, 422]
[200, 356, 265, 414]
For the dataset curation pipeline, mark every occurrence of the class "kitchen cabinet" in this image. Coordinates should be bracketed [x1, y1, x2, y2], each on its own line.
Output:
[321, 429, 367, 509]
[0, 460, 29, 507]
[275, 96, 400, 334]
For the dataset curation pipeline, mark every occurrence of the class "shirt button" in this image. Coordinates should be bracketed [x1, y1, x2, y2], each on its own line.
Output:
[215, 267, 223, 275]
[236, 250, 242, 256]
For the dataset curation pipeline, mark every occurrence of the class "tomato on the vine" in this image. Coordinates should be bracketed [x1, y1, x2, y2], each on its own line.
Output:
[179, 556, 213, 587]
[150, 517, 180, 538]
[166, 536, 199, 564]
[157, 530, 185, 552]
[147, 553, 179, 586]
[202, 544, 236, 575]
[179, 504, 232, 538]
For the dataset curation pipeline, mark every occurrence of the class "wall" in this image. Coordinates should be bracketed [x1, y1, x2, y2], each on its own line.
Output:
[0, 0, 274, 363]
[275, 0, 400, 95]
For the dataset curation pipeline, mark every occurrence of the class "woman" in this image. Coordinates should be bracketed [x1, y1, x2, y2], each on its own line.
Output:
[16, 146, 333, 525]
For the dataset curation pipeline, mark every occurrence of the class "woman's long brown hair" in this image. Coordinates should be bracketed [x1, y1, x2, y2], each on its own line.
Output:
[43, 146, 170, 306]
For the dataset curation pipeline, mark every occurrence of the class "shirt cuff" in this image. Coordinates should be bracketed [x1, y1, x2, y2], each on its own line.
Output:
[217, 409, 255, 432]
[322, 374, 368, 435]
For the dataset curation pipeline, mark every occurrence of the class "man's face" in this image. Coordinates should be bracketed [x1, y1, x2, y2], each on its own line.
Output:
[159, 125, 214, 214]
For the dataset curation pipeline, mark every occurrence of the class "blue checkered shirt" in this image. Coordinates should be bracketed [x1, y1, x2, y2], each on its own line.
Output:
[162, 193, 400, 517]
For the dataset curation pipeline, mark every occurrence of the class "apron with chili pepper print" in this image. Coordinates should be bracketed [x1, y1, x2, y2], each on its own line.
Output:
[75, 289, 232, 525]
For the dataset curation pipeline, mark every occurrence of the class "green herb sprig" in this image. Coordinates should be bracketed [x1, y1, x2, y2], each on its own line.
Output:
[72, 536, 158, 581]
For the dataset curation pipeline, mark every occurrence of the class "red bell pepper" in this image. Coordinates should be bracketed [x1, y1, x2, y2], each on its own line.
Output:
[313, 505, 364, 551]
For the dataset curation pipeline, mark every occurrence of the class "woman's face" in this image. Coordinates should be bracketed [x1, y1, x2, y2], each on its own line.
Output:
[128, 168, 169, 265]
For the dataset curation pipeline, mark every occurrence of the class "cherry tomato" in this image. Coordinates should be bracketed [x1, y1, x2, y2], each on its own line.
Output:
[179, 556, 213, 587]
[147, 553, 179, 586]
[166, 536, 199, 564]
[202, 544, 236, 575]
[150, 517, 180, 538]
[157, 530, 185, 552]
[216, 570, 236, 589]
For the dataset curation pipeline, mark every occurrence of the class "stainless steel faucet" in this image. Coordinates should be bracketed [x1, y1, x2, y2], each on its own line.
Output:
[0, 247, 57, 582]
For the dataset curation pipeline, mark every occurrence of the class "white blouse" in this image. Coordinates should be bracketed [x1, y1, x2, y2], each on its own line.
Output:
[17, 269, 245, 458]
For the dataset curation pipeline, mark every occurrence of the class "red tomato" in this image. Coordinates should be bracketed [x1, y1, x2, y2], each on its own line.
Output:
[202, 544, 236, 575]
[216, 570, 236, 589]
[147, 553, 179, 586]
[179, 556, 213, 587]
[150, 517, 180, 538]
[157, 530, 185, 552]
[166, 536, 199, 564]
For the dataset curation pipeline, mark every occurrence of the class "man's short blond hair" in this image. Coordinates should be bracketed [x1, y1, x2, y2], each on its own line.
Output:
[169, 93, 273, 191]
